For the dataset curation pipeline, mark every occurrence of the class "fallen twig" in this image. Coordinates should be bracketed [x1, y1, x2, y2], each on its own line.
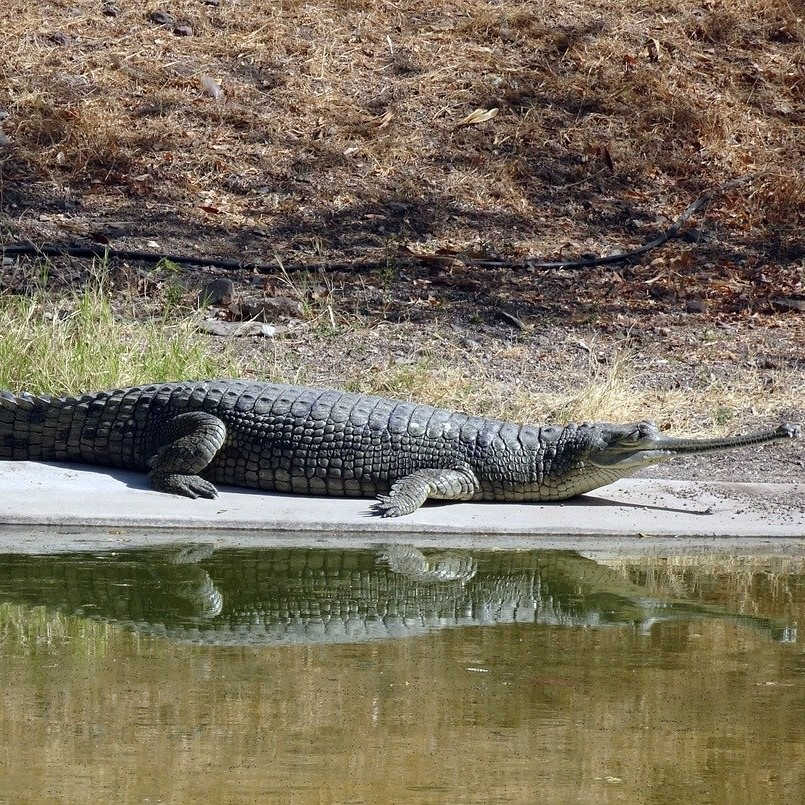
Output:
[0, 241, 282, 273]
[497, 310, 527, 329]
[467, 176, 751, 270]
[0, 177, 750, 274]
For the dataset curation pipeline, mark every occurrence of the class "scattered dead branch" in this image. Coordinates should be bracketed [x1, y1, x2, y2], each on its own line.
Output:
[0, 177, 752, 274]
[467, 176, 753, 271]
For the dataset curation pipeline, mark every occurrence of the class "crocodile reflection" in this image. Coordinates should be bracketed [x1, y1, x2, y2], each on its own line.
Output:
[0, 546, 796, 645]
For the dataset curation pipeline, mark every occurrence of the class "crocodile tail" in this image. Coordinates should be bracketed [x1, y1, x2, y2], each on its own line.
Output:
[0, 389, 56, 460]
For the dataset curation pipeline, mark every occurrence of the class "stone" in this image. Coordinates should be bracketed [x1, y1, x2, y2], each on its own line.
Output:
[199, 320, 280, 338]
[147, 10, 174, 26]
[198, 278, 234, 307]
[47, 31, 72, 46]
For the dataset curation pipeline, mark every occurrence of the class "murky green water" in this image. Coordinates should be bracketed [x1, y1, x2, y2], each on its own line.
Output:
[0, 544, 802, 804]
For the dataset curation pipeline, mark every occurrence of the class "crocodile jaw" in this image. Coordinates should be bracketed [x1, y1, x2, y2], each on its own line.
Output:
[589, 448, 676, 472]
[588, 421, 801, 474]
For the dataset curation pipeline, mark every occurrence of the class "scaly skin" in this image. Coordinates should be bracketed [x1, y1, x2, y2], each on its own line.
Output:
[0, 380, 800, 516]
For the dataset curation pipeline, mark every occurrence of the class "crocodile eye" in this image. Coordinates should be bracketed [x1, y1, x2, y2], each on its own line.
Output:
[614, 426, 642, 445]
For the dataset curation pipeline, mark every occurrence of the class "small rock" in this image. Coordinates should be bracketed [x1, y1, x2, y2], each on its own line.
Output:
[148, 10, 174, 26]
[94, 221, 130, 237]
[202, 0, 219, 5]
[133, 104, 165, 118]
[2, 256, 15, 266]
[0, 133, 9, 147]
[198, 278, 234, 307]
[173, 24, 193, 37]
[102, 3, 120, 16]
[199, 320, 280, 338]
[685, 297, 706, 313]
[47, 31, 72, 46]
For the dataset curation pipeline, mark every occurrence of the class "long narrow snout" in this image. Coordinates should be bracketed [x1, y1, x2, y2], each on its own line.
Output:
[649, 423, 800, 455]
[589, 422, 801, 473]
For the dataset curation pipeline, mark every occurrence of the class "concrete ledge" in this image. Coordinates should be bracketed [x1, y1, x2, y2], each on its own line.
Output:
[1, 461, 803, 541]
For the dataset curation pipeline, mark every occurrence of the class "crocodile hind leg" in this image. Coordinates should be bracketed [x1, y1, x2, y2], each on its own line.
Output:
[147, 411, 227, 499]
[373, 463, 480, 517]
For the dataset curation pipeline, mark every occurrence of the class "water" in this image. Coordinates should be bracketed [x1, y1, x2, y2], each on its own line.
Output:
[0, 544, 802, 804]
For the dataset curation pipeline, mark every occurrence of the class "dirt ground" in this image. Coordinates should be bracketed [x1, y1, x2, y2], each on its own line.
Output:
[1, 0, 802, 484]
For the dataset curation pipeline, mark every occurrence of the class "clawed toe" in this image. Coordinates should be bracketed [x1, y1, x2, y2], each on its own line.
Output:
[150, 471, 219, 499]
[185, 478, 218, 499]
[372, 495, 405, 518]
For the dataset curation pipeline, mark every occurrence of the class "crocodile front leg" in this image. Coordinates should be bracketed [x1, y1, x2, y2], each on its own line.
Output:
[147, 411, 227, 499]
[373, 463, 480, 517]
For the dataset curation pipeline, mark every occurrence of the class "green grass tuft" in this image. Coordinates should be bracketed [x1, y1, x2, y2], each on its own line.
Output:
[0, 272, 240, 395]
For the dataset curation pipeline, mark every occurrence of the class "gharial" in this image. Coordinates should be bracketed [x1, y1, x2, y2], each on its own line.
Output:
[0, 380, 800, 517]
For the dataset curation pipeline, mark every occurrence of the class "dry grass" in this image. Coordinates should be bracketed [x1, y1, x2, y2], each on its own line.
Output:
[334, 338, 801, 434]
[0, 0, 802, 263]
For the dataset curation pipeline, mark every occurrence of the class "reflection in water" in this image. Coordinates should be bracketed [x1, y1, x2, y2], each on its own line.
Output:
[0, 545, 798, 645]
[0, 545, 803, 803]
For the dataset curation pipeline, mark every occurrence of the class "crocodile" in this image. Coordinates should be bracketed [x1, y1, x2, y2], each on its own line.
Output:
[0, 380, 800, 516]
[0, 546, 795, 646]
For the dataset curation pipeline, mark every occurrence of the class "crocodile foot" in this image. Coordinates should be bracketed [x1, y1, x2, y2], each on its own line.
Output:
[373, 464, 480, 517]
[149, 471, 218, 499]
